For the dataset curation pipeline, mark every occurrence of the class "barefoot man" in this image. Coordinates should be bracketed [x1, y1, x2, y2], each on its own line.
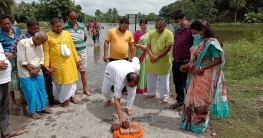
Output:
[63, 9, 92, 96]
[102, 57, 140, 124]
[43, 18, 80, 107]
[145, 17, 174, 104]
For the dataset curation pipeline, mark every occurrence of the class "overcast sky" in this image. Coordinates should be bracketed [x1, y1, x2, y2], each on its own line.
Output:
[15, 0, 176, 16]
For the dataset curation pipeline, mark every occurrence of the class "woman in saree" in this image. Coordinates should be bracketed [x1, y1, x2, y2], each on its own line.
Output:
[179, 19, 229, 134]
[134, 19, 149, 94]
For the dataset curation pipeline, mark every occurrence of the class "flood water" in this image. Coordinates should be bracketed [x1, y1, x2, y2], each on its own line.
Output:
[9, 23, 263, 131]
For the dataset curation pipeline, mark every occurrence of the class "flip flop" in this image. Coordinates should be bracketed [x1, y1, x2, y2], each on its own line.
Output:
[42, 107, 53, 114]
[31, 113, 40, 119]
[11, 105, 21, 111]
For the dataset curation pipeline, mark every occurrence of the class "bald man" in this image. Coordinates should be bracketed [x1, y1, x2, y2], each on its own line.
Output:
[17, 31, 53, 119]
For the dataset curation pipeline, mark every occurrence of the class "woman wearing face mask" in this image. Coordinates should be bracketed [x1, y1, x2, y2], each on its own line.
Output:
[179, 19, 229, 134]
[133, 19, 149, 94]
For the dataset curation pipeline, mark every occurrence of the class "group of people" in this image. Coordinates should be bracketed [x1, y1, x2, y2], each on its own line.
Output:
[0, 9, 94, 137]
[101, 10, 229, 133]
[86, 21, 101, 45]
[0, 8, 230, 137]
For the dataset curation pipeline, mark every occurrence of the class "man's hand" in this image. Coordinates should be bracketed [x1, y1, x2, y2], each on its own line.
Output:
[4, 52, 13, 60]
[45, 67, 54, 74]
[180, 64, 190, 72]
[103, 55, 109, 63]
[119, 118, 127, 127]
[76, 61, 80, 69]
[0, 60, 8, 70]
[150, 55, 158, 63]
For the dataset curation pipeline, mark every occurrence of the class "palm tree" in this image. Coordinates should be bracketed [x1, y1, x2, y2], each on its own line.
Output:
[229, 0, 246, 22]
[0, 0, 16, 14]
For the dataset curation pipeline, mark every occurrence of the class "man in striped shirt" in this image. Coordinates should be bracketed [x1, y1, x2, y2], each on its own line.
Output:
[63, 9, 92, 97]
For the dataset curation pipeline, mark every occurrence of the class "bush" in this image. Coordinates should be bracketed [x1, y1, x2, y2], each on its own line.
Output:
[244, 12, 263, 23]
[14, 23, 27, 29]
[223, 30, 263, 80]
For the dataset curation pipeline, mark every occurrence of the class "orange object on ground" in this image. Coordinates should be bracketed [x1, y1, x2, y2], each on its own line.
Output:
[113, 123, 143, 138]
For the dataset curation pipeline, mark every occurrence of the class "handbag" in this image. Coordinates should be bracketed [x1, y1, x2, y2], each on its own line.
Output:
[51, 31, 71, 57]
[60, 44, 71, 57]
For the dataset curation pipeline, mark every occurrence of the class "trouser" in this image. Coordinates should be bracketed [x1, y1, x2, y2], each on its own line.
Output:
[109, 57, 129, 93]
[42, 68, 54, 101]
[0, 83, 11, 137]
[172, 59, 189, 106]
[146, 72, 170, 99]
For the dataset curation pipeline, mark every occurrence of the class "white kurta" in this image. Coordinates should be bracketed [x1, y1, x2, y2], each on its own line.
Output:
[16, 38, 44, 78]
[0, 43, 11, 84]
[102, 57, 140, 109]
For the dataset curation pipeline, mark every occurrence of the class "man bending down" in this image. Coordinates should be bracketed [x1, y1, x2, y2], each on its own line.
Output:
[102, 57, 140, 124]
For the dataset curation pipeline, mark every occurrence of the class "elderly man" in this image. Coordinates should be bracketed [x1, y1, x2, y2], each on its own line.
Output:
[63, 9, 92, 97]
[0, 14, 21, 110]
[43, 18, 80, 107]
[0, 43, 24, 138]
[145, 17, 174, 104]
[102, 57, 140, 124]
[10, 20, 59, 105]
[17, 31, 53, 119]
[103, 17, 134, 95]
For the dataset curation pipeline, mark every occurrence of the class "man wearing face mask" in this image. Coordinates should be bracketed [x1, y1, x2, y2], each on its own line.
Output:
[169, 10, 194, 109]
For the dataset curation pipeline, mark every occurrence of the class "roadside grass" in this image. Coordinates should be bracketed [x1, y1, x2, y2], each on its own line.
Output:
[210, 31, 263, 138]
[169, 30, 263, 137]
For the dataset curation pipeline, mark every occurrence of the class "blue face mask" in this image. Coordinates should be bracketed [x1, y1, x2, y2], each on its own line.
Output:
[173, 19, 183, 30]
[192, 33, 203, 40]
[173, 23, 181, 30]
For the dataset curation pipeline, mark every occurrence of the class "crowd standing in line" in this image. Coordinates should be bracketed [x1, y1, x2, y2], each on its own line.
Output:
[0, 8, 230, 137]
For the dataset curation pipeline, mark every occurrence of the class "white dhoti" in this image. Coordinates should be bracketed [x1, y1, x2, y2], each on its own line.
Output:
[54, 81, 76, 103]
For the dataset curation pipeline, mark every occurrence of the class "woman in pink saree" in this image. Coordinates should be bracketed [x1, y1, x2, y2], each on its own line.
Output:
[134, 19, 149, 93]
[180, 19, 229, 133]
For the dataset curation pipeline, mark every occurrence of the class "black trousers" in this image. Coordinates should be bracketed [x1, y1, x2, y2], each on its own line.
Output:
[42, 68, 55, 101]
[109, 57, 128, 93]
[172, 59, 189, 106]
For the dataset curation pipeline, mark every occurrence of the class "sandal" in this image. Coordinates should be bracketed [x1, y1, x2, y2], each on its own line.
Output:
[169, 103, 182, 109]
[31, 113, 40, 119]
[42, 107, 53, 114]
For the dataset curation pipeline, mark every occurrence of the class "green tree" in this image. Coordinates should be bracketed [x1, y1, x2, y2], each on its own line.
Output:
[229, 0, 246, 22]
[95, 9, 102, 17]
[0, 0, 16, 15]
[195, 0, 218, 21]
[35, 0, 76, 21]
[146, 12, 158, 22]
[159, 0, 196, 23]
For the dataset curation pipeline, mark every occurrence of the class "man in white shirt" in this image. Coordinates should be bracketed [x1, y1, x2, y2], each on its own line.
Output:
[17, 31, 53, 119]
[0, 43, 24, 137]
[102, 57, 140, 125]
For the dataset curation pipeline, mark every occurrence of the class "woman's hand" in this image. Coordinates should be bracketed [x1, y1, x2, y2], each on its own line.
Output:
[191, 67, 203, 75]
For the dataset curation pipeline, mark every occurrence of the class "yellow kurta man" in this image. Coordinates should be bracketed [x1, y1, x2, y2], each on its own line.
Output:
[43, 18, 80, 107]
